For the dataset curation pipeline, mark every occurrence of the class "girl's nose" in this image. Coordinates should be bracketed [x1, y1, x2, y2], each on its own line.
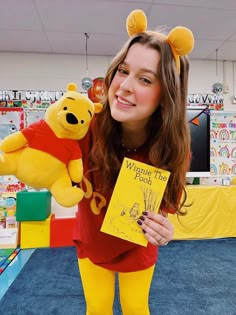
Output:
[120, 76, 134, 93]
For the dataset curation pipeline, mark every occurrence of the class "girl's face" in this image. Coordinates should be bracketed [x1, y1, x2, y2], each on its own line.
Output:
[108, 43, 161, 129]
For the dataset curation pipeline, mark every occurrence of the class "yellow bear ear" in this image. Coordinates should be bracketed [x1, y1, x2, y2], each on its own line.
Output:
[125, 9, 194, 74]
[67, 82, 77, 92]
[167, 27, 194, 56]
[167, 26, 194, 74]
[126, 9, 147, 37]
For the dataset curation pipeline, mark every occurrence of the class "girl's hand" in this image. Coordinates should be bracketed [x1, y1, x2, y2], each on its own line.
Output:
[137, 211, 174, 246]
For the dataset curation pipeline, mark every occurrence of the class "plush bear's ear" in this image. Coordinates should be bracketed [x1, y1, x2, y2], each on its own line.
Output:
[94, 103, 103, 113]
[67, 82, 77, 92]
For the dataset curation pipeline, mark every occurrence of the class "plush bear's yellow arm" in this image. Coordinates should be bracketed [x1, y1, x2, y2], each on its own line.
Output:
[67, 158, 83, 183]
[0, 131, 28, 152]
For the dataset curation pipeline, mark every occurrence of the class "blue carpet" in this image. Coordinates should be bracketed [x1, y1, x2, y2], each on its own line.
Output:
[0, 239, 235, 315]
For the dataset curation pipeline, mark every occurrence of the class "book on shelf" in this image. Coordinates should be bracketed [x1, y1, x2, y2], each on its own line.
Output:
[101, 157, 170, 246]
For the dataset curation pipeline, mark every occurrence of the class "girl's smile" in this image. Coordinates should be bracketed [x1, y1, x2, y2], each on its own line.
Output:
[116, 95, 136, 108]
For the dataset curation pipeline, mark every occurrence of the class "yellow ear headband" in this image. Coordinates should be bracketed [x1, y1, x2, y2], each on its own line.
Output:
[126, 10, 194, 74]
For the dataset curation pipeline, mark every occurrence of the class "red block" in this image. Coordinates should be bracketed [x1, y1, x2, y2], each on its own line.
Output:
[50, 214, 76, 247]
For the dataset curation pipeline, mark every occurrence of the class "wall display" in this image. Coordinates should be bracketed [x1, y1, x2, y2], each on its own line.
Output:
[0, 107, 24, 140]
[210, 112, 236, 177]
[0, 90, 65, 108]
[0, 108, 25, 191]
[187, 93, 224, 110]
[0, 89, 86, 108]
[24, 108, 47, 127]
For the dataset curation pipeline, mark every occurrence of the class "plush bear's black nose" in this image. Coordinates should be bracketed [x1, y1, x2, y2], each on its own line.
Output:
[66, 113, 78, 125]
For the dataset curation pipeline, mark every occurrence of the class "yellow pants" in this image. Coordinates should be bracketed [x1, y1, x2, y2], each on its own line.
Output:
[78, 258, 155, 315]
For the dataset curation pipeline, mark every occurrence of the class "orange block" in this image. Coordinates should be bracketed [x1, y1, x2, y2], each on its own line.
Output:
[50, 214, 76, 248]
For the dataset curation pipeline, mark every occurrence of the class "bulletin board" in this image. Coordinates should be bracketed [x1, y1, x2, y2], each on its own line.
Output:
[0, 108, 25, 191]
[0, 107, 24, 140]
[210, 111, 236, 177]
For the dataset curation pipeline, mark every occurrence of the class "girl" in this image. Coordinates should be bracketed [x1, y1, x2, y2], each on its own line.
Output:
[74, 9, 194, 315]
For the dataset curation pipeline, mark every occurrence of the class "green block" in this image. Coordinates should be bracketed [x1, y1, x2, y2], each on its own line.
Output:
[16, 190, 51, 222]
[192, 177, 200, 185]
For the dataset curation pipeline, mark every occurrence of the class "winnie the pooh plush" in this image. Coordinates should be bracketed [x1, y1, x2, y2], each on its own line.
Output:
[0, 82, 102, 207]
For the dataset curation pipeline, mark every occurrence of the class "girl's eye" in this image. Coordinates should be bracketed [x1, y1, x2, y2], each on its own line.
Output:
[140, 77, 152, 84]
[117, 67, 128, 75]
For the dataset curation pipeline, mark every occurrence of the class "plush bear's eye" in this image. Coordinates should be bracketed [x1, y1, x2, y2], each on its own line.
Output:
[63, 107, 67, 110]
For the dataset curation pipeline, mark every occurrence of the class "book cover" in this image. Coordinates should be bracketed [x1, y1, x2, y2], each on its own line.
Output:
[100, 157, 170, 246]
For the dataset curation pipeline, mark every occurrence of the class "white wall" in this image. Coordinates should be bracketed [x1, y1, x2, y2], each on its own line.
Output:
[0, 52, 236, 111]
[189, 60, 236, 111]
[0, 52, 112, 91]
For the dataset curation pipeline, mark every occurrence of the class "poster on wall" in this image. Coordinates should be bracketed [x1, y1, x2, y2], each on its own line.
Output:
[0, 108, 25, 192]
[24, 108, 46, 127]
[0, 107, 24, 140]
[210, 111, 236, 177]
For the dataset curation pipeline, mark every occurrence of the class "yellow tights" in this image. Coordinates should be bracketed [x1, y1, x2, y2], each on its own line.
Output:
[78, 258, 155, 315]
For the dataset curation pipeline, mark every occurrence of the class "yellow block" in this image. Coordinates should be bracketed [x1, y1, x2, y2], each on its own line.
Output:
[169, 185, 236, 240]
[20, 215, 51, 249]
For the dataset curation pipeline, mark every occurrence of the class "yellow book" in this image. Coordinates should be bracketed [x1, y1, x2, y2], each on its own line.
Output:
[101, 157, 170, 246]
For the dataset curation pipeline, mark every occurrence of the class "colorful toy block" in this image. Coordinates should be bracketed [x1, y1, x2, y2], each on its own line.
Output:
[20, 215, 51, 249]
[50, 214, 76, 247]
[16, 190, 51, 221]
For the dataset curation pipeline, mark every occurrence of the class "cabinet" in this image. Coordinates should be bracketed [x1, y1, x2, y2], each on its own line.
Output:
[169, 185, 236, 239]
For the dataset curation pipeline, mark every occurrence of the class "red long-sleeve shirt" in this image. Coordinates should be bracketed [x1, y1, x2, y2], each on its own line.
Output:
[73, 123, 159, 272]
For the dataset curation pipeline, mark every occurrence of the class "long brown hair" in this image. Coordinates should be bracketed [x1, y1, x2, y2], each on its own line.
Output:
[90, 32, 191, 215]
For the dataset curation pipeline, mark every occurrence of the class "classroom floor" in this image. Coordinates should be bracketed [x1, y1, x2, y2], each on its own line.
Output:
[0, 248, 35, 300]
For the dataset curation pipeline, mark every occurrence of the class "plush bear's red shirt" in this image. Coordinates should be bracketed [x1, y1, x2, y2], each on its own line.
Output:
[21, 120, 82, 163]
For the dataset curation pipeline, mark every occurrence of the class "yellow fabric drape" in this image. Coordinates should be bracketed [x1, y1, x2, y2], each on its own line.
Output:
[169, 185, 236, 239]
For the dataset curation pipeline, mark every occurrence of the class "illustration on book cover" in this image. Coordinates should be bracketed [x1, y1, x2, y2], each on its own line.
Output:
[101, 158, 170, 246]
